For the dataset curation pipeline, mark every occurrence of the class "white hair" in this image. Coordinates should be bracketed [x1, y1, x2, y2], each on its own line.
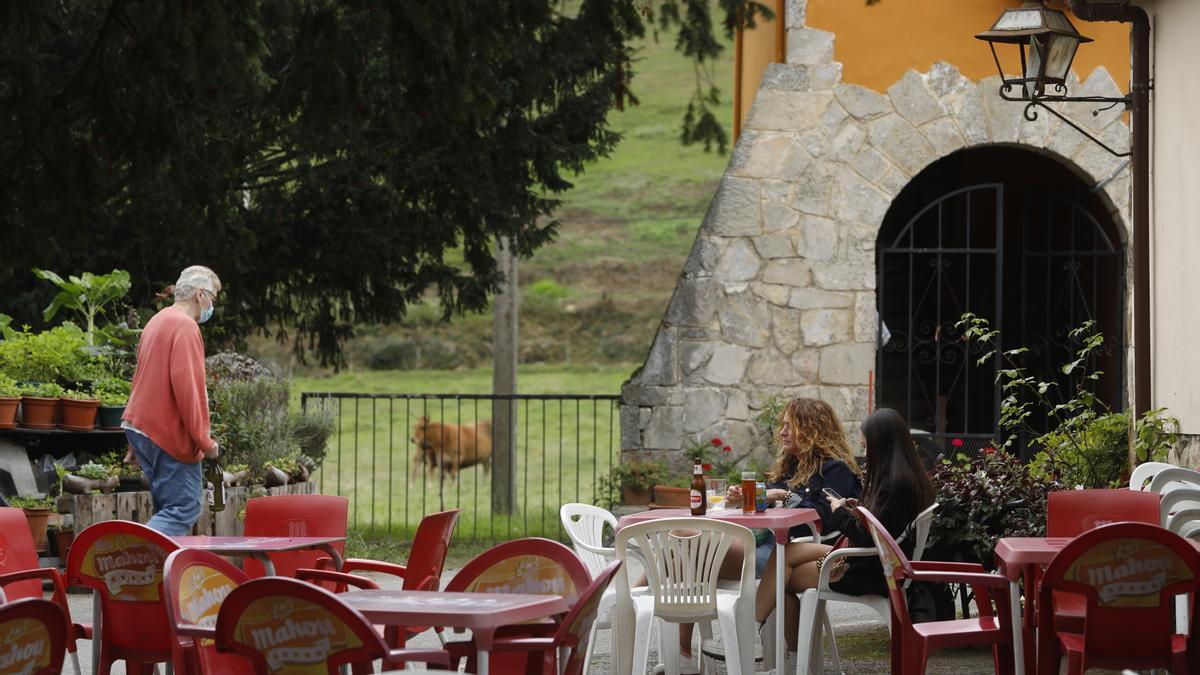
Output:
[174, 265, 221, 302]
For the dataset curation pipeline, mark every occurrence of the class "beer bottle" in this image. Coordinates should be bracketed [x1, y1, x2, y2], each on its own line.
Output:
[690, 458, 707, 516]
[205, 460, 225, 512]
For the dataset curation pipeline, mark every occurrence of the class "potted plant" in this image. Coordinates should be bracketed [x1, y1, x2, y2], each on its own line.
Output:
[598, 459, 671, 507]
[60, 388, 100, 431]
[93, 378, 131, 430]
[0, 375, 20, 429]
[99, 451, 145, 492]
[60, 461, 119, 494]
[8, 495, 56, 551]
[224, 463, 251, 486]
[17, 382, 64, 429]
[264, 453, 310, 488]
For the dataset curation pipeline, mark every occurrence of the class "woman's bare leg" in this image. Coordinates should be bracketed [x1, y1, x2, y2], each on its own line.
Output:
[754, 543, 830, 623]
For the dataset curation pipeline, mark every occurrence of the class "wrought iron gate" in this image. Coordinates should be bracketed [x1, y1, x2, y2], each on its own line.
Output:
[876, 184, 1004, 453]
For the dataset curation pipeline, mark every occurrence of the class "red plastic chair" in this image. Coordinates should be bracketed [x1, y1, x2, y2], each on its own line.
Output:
[0, 598, 69, 675]
[0, 507, 89, 674]
[213, 576, 450, 674]
[242, 494, 348, 578]
[488, 561, 622, 675]
[65, 520, 179, 674]
[163, 548, 255, 675]
[1041, 489, 1163, 639]
[856, 506, 1015, 675]
[1047, 489, 1161, 536]
[441, 537, 591, 671]
[315, 508, 460, 645]
[1036, 521, 1200, 674]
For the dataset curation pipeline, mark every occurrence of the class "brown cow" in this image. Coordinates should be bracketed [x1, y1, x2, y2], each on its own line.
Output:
[411, 416, 493, 481]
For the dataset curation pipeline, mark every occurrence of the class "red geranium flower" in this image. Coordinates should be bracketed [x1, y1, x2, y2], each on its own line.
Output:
[723, 445, 732, 453]
[951, 438, 964, 447]
[703, 464, 712, 472]
[711, 438, 723, 447]
[982, 446, 996, 455]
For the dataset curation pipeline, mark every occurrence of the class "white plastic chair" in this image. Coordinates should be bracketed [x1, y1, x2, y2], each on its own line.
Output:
[783, 502, 939, 675]
[560, 503, 620, 671]
[612, 517, 756, 675]
[1129, 461, 1176, 491]
[1148, 466, 1200, 494]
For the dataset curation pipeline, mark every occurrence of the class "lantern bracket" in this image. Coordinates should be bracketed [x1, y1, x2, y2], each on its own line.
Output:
[1011, 92, 1132, 158]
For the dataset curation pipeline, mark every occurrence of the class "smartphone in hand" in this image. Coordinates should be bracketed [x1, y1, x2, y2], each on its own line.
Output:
[822, 487, 841, 500]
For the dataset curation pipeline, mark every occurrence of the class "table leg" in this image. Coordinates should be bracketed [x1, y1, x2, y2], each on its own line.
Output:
[774, 530, 787, 675]
[252, 553, 277, 576]
[1008, 578, 1024, 675]
[318, 543, 344, 572]
[477, 648, 489, 675]
[91, 591, 101, 675]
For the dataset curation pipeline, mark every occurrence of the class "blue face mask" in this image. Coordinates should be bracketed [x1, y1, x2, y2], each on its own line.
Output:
[198, 292, 215, 324]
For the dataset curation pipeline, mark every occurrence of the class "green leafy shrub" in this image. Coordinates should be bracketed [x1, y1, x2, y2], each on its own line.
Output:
[0, 375, 19, 397]
[61, 388, 97, 401]
[207, 352, 333, 484]
[596, 458, 671, 508]
[32, 268, 131, 346]
[959, 314, 1179, 488]
[926, 448, 1057, 567]
[92, 377, 131, 406]
[9, 495, 55, 509]
[17, 382, 64, 398]
[0, 323, 102, 384]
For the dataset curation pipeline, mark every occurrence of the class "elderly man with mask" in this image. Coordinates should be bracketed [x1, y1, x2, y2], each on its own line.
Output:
[122, 265, 222, 535]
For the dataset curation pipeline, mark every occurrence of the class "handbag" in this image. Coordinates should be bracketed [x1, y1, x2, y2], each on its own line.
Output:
[817, 535, 851, 580]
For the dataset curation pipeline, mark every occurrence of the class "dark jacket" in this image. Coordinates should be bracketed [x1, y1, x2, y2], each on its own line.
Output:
[826, 492, 923, 597]
[767, 458, 863, 539]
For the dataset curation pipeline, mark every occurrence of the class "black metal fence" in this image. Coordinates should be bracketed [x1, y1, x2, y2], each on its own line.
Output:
[299, 392, 621, 542]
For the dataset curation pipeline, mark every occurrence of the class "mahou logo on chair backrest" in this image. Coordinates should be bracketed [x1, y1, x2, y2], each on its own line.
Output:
[1066, 538, 1194, 608]
[81, 535, 168, 601]
[0, 618, 52, 673]
[235, 596, 360, 674]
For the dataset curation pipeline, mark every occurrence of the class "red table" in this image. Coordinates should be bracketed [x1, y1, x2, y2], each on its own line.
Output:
[994, 537, 1075, 675]
[339, 589, 568, 675]
[173, 535, 345, 575]
[615, 507, 821, 674]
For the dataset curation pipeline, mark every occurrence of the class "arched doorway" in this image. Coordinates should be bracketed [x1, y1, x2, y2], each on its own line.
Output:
[875, 147, 1126, 459]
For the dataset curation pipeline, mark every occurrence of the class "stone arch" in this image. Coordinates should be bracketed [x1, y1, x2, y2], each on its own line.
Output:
[619, 11, 1131, 459]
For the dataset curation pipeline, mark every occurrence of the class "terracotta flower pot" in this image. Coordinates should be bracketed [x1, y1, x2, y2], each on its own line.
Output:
[19, 396, 59, 429]
[97, 405, 126, 430]
[60, 397, 100, 431]
[0, 397, 18, 429]
[22, 507, 51, 551]
[621, 485, 652, 506]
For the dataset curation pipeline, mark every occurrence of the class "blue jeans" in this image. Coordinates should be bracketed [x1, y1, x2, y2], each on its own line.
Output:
[125, 430, 201, 535]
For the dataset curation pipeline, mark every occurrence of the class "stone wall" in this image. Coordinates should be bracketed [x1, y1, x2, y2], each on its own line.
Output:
[619, 0, 1132, 463]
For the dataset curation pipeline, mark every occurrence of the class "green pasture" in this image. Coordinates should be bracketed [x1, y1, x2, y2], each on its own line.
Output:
[293, 364, 634, 542]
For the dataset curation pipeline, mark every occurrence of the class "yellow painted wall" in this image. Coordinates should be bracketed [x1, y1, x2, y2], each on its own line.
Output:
[738, 12, 781, 135]
[804, 0, 1131, 93]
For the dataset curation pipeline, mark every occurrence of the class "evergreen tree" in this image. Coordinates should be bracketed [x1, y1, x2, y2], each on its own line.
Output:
[0, 1, 767, 365]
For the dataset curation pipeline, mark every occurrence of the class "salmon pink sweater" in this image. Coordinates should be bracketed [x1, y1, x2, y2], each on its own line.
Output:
[122, 306, 216, 463]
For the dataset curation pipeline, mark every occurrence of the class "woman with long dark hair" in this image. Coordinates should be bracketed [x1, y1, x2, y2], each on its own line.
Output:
[754, 407, 935, 626]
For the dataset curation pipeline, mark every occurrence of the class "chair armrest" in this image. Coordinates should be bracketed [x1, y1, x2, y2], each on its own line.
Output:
[911, 561, 988, 574]
[0, 568, 75, 629]
[174, 623, 216, 640]
[296, 568, 379, 592]
[574, 539, 616, 561]
[338, 558, 409, 578]
[490, 636, 558, 653]
[908, 570, 1009, 589]
[385, 648, 451, 668]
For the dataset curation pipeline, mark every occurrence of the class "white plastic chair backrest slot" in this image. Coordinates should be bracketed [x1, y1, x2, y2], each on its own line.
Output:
[1167, 506, 1200, 534]
[909, 502, 939, 561]
[1130, 461, 1176, 491]
[615, 518, 754, 623]
[1159, 488, 1200, 526]
[1148, 467, 1200, 494]
[560, 503, 618, 577]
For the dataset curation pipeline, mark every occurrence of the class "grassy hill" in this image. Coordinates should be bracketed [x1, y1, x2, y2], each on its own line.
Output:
[252, 17, 735, 378]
